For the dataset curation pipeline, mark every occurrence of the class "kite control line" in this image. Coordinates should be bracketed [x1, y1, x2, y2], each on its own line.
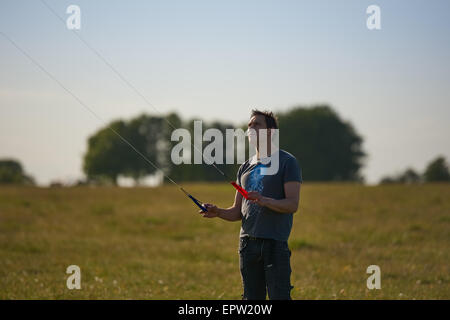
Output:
[210, 163, 250, 200]
[0, 31, 211, 214]
[43, 1, 253, 205]
[0, 28, 251, 214]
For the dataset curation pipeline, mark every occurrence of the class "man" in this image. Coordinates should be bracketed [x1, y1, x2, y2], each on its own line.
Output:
[199, 109, 302, 300]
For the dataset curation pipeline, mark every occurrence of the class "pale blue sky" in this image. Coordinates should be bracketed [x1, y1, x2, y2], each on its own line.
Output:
[1, 0, 449, 185]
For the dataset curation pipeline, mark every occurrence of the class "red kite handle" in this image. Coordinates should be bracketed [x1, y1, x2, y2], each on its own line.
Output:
[230, 182, 249, 199]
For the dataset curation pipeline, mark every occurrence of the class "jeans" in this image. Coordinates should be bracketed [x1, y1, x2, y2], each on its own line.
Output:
[239, 236, 293, 300]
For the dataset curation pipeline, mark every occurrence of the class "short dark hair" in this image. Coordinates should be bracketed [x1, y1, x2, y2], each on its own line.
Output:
[251, 109, 279, 129]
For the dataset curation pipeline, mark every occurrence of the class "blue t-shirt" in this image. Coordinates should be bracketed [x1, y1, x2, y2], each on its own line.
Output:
[236, 149, 302, 241]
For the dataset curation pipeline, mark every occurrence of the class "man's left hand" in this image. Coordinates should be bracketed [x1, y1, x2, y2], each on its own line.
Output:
[247, 191, 269, 207]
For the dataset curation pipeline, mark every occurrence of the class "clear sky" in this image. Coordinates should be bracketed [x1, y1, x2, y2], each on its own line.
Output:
[1, 0, 449, 185]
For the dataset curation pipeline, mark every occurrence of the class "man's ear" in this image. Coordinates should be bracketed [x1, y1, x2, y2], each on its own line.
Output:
[270, 128, 279, 148]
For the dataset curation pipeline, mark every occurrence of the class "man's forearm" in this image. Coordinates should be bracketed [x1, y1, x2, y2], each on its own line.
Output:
[217, 207, 241, 221]
[261, 197, 298, 213]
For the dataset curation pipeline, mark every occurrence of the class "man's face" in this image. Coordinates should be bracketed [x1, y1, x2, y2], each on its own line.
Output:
[248, 115, 267, 133]
[247, 115, 267, 147]
[247, 114, 279, 174]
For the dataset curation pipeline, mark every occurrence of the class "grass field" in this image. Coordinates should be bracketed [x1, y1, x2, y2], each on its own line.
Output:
[0, 183, 449, 299]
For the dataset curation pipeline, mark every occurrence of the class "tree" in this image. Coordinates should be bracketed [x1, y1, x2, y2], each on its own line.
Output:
[398, 168, 421, 183]
[424, 156, 450, 182]
[379, 176, 396, 184]
[277, 105, 366, 181]
[83, 115, 170, 185]
[83, 120, 129, 185]
[167, 118, 239, 182]
[0, 159, 35, 185]
[123, 114, 165, 184]
[380, 168, 422, 184]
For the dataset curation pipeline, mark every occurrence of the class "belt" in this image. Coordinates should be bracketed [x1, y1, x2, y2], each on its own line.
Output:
[246, 236, 271, 241]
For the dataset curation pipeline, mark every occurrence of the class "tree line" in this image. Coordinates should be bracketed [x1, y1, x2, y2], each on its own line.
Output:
[380, 156, 450, 184]
[81, 105, 366, 185]
[1, 105, 448, 186]
[0, 159, 35, 185]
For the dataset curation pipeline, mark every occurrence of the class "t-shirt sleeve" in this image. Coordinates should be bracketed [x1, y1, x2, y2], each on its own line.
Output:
[283, 156, 302, 183]
[236, 163, 244, 186]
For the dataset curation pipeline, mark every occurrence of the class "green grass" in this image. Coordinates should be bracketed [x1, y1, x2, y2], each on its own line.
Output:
[0, 183, 449, 299]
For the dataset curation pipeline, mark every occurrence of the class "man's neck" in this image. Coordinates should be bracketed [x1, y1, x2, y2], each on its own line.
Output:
[256, 144, 273, 160]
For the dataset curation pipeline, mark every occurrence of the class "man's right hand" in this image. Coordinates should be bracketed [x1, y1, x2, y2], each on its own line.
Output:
[199, 203, 219, 218]
[197, 190, 243, 222]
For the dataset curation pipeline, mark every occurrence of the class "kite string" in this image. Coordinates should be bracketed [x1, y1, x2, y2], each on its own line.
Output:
[0, 30, 182, 188]
[0, 28, 245, 208]
[39, 0, 230, 180]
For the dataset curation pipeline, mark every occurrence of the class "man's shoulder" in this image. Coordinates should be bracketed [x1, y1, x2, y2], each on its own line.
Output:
[279, 149, 298, 162]
[237, 158, 251, 175]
